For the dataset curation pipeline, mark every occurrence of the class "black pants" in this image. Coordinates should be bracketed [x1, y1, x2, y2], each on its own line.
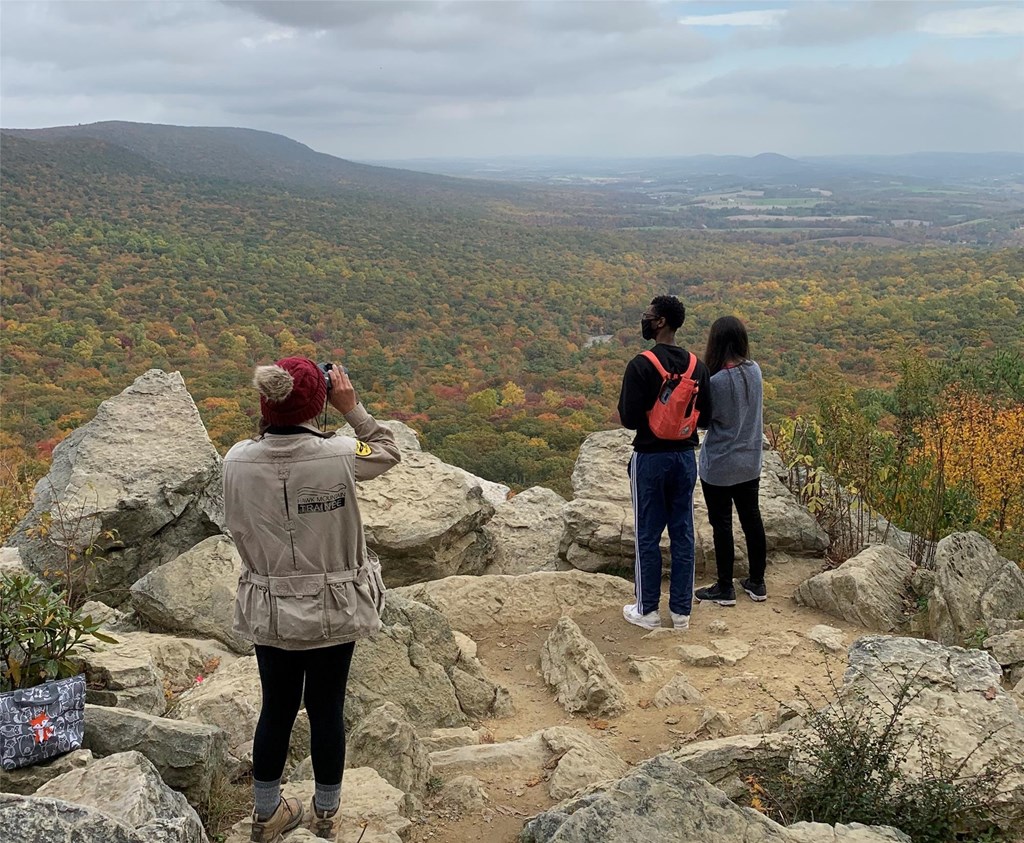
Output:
[252, 641, 356, 786]
[701, 477, 767, 588]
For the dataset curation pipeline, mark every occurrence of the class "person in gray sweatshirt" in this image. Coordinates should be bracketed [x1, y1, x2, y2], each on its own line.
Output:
[695, 316, 768, 606]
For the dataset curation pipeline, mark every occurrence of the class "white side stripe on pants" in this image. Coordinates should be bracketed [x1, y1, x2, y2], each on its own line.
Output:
[630, 451, 643, 614]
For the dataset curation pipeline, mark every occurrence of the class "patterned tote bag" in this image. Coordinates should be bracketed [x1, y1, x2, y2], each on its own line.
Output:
[0, 674, 86, 770]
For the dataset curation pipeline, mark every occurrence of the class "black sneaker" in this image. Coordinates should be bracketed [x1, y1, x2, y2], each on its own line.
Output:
[741, 578, 768, 602]
[694, 583, 737, 606]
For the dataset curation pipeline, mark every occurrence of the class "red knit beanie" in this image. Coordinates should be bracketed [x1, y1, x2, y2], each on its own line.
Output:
[253, 357, 327, 426]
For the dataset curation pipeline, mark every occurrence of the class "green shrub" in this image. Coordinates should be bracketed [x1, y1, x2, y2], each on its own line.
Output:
[749, 664, 1010, 842]
[0, 572, 116, 692]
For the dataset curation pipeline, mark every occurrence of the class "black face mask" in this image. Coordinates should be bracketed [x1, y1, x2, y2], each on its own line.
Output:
[641, 318, 658, 341]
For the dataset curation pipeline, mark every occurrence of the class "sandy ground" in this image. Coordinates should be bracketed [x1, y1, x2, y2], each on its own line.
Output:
[405, 556, 866, 843]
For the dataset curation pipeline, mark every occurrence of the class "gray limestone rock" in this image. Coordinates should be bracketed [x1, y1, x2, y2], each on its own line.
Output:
[395, 570, 633, 634]
[540, 617, 629, 717]
[794, 545, 915, 631]
[36, 750, 207, 843]
[346, 702, 432, 808]
[482, 486, 569, 575]
[5, 370, 224, 605]
[81, 703, 227, 807]
[358, 450, 495, 585]
[924, 532, 1024, 646]
[843, 635, 1024, 822]
[130, 535, 252, 654]
[346, 595, 509, 729]
[0, 749, 93, 796]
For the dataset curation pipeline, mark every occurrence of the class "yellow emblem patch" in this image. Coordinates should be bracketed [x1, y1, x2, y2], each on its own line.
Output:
[354, 441, 372, 457]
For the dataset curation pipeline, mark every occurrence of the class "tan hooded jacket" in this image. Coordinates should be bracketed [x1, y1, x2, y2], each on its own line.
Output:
[224, 403, 400, 650]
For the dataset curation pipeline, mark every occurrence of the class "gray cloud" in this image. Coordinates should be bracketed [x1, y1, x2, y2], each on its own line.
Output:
[1, 0, 1020, 157]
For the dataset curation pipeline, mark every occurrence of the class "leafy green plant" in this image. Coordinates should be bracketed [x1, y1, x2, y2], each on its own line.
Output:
[748, 662, 1010, 843]
[0, 572, 116, 692]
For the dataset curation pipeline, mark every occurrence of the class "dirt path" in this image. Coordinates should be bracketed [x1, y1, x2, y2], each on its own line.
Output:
[406, 556, 864, 843]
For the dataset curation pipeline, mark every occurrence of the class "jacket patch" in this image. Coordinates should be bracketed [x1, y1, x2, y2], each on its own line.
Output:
[297, 484, 347, 513]
[354, 441, 372, 457]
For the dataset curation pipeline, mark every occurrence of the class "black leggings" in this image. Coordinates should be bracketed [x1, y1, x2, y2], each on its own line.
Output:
[252, 641, 356, 785]
[701, 477, 767, 587]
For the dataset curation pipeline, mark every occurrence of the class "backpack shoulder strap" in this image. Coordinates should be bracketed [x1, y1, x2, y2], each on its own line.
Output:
[682, 351, 698, 379]
[640, 350, 670, 379]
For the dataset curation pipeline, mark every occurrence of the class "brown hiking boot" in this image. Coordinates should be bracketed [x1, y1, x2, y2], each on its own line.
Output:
[309, 798, 339, 839]
[250, 796, 304, 843]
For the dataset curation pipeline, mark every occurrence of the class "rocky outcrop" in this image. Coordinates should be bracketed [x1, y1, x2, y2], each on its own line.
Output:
[540, 617, 629, 717]
[346, 702, 431, 808]
[482, 486, 569, 575]
[169, 655, 308, 777]
[522, 755, 792, 842]
[918, 532, 1024, 646]
[395, 570, 634, 633]
[0, 749, 93, 796]
[0, 794, 145, 843]
[82, 703, 227, 807]
[76, 631, 235, 717]
[540, 726, 629, 800]
[5, 370, 224, 604]
[35, 751, 207, 843]
[795, 546, 914, 631]
[130, 535, 252, 654]
[346, 594, 510, 729]
[670, 733, 795, 799]
[559, 429, 827, 575]
[430, 727, 625, 802]
[843, 635, 1024, 820]
[358, 450, 496, 585]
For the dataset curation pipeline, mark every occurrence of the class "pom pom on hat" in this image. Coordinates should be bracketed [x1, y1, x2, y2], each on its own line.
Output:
[254, 357, 327, 426]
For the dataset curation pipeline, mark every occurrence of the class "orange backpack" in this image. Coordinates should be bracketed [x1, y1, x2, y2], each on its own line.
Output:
[641, 350, 700, 440]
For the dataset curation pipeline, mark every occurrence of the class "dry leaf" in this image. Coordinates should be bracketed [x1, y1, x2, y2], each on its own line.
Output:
[589, 719, 611, 730]
[984, 686, 998, 701]
[637, 699, 652, 710]
[524, 775, 544, 787]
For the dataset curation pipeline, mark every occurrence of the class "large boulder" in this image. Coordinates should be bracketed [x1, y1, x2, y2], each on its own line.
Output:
[346, 702, 431, 808]
[522, 755, 796, 842]
[357, 450, 495, 585]
[0, 749, 93, 796]
[82, 703, 227, 807]
[130, 535, 251, 654]
[482, 486, 570, 575]
[794, 546, 915, 631]
[0, 794, 143, 843]
[76, 630, 235, 716]
[920, 532, 1024, 646]
[36, 750, 207, 843]
[394, 570, 634, 633]
[5, 370, 224, 604]
[559, 429, 827, 575]
[169, 655, 308, 777]
[540, 617, 629, 717]
[346, 594, 510, 729]
[843, 635, 1024, 821]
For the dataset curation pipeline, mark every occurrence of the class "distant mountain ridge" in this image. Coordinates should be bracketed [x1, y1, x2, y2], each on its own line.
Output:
[0, 121, 526, 202]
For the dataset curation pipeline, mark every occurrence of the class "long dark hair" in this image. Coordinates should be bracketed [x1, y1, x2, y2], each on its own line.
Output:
[704, 316, 749, 376]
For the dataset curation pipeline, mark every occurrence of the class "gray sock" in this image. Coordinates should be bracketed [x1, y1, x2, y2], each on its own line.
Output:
[314, 782, 341, 815]
[253, 778, 282, 820]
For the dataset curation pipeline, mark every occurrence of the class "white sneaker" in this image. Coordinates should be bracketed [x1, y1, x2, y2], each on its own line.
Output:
[622, 603, 661, 630]
[671, 612, 690, 630]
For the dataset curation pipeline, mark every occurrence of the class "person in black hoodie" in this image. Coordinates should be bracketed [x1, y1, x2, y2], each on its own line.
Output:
[617, 295, 711, 631]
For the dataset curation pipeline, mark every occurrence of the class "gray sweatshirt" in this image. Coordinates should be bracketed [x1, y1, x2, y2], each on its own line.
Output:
[698, 361, 764, 486]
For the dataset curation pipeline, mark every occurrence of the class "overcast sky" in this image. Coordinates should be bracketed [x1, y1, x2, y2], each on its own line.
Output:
[1, 0, 1022, 160]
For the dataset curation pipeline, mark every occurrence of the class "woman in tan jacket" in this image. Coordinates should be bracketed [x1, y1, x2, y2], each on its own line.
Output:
[224, 357, 400, 841]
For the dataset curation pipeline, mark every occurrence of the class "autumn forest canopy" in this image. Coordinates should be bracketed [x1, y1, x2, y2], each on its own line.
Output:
[1, 124, 1022, 556]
